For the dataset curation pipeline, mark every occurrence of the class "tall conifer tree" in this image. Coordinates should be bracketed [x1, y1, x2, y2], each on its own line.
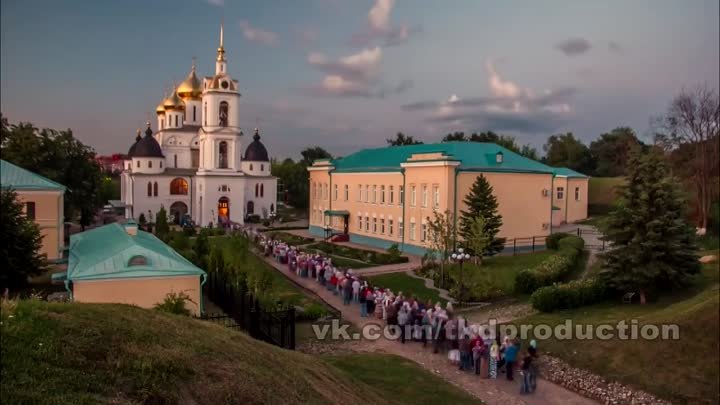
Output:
[459, 174, 505, 255]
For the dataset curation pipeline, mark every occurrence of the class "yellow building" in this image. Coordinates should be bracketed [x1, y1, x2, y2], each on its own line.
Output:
[1, 160, 66, 261]
[307, 142, 588, 255]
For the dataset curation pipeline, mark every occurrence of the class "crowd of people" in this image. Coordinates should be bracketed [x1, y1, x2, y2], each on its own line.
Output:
[258, 234, 539, 395]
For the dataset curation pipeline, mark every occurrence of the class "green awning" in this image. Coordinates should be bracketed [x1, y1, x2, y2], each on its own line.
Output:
[324, 210, 350, 217]
[552, 206, 562, 211]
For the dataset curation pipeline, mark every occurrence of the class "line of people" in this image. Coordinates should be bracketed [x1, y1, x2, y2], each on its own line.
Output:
[259, 235, 539, 395]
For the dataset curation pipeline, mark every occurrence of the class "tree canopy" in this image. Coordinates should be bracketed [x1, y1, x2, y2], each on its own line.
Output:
[441, 131, 539, 160]
[543, 132, 594, 174]
[387, 132, 423, 146]
[589, 127, 645, 177]
[0, 115, 103, 228]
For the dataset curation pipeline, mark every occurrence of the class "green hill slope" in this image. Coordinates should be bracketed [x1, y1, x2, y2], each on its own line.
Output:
[0, 301, 479, 405]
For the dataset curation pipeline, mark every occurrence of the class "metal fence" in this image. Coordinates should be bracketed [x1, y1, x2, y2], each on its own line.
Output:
[576, 228, 608, 251]
[502, 235, 549, 256]
[201, 272, 296, 350]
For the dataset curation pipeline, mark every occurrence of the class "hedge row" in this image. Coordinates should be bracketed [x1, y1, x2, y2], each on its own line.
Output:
[529, 278, 607, 312]
[514, 235, 585, 294]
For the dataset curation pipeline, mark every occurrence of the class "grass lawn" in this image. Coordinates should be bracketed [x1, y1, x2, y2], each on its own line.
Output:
[513, 253, 720, 405]
[307, 241, 408, 266]
[325, 254, 374, 269]
[2, 300, 475, 405]
[367, 272, 444, 304]
[448, 250, 555, 300]
[324, 353, 483, 405]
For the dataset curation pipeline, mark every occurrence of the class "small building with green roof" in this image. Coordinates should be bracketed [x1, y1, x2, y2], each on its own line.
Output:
[307, 142, 589, 255]
[61, 221, 206, 314]
[0, 159, 66, 261]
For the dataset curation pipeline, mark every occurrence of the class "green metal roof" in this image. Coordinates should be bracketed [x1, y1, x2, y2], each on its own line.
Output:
[67, 223, 205, 281]
[552, 167, 589, 178]
[0, 160, 66, 191]
[327, 142, 555, 174]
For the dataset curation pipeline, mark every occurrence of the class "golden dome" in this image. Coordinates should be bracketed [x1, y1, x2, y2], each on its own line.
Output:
[177, 62, 202, 100]
[155, 96, 166, 115]
[163, 88, 185, 111]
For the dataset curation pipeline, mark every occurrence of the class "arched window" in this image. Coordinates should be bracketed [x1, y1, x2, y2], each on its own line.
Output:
[261, 164, 264, 171]
[128, 255, 148, 266]
[147, 182, 152, 196]
[255, 183, 259, 197]
[260, 184, 264, 197]
[174, 154, 178, 168]
[170, 178, 189, 195]
[136, 160, 140, 168]
[204, 102, 207, 126]
[193, 106, 197, 122]
[219, 141, 228, 168]
[219, 101, 229, 127]
[175, 115, 178, 127]
[148, 160, 152, 168]
[153, 182, 158, 197]
[159, 160, 162, 168]
[249, 163, 254, 171]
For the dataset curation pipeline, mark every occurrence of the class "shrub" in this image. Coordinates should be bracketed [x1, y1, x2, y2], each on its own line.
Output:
[546, 232, 571, 250]
[514, 235, 585, 294]
[246, 215, 261, 224]
[182, 226, 197, 237]
[530, 279, 607, 312]
[154, 291, 193, 316]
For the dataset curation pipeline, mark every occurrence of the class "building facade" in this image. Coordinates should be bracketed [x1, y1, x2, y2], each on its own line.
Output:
[307, 143, 588, 255]
[120, 24, 277, 227]
[1, 159, 66, 261]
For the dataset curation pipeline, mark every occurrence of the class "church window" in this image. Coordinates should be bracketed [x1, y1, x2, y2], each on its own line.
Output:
[147, 182, 152, 196]
[261, 184, 264, 197]
[159, 161, 162, 168]
[136, 160, 140, 168]
[261, 164, 264, 171]
[148, 161, 152, 168]
[255, 184, 259, 197]
[175, 115, 178, 127]
[153, 182, 158, 197]
[193, 106, 197, 122]
[174, 154, 177, 168]
[219, 141, 228, 168]
[250, 164, 254, 171]
[204, 102, 207, 126]
[170, 178, 189, 195]
[219, 101, 229, 127]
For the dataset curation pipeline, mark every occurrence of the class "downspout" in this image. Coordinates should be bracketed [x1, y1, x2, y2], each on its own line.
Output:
[401, 168, 406, 251]
[200, 274, 207, 314]
[550, 175, 554, 234]
[63, 280, 72, 301]
[328, 168, 334, 234]
[564, 178, 569, 223]
[453, 167, 459, 250]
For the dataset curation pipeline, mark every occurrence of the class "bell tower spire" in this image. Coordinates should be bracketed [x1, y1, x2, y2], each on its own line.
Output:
[216, 20, 227, 74]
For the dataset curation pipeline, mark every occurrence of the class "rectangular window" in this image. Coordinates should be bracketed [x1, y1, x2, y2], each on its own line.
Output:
[421, 184, 428, 207]
[557, 187, 565, 200]
[358, 215, 362, 231]
[575, 187, 580, 201]
[325, 183, 329, 200]
[333, 184, 338, 201]
[25, 202, 36, 220]
[365, 216, 370, 231]
[365, 185, 369, 203]
[380, 185, 385, 204]
[357, 185, 362, 202]
[373, 217, 377, 233]
[421, 223, 427, 242]
[388, 219, 394, 236]
[433, 185, 440, 208]
[148, 161, 152, 168]
[389, 185, 394, 204]
[372, 185, 377, 203]
[399, 220, 404, 238]
[380, 218, 385, 234]
[410, 185, 416, 207]
[136, 160, 140, 168]
[344, 185, 349, 201]
[410, 222, 416, 241]
[399, 185, 404, 205]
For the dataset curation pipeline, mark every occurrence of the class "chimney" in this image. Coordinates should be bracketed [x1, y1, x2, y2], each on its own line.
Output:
[124, 221, 139, 236]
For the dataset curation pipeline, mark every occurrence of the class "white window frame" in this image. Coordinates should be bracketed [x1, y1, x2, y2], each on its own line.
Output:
[421, 184, 428, 207]
[380, 185, 385, 204]
[575, 187, 580, 201]
[389, 185, 394, 204]
[344, 184, 349, 201]
[410, 185, 416, 207]
[433, 185, 440, 208]
[410, 222, 416, 241]
[388, 219, 394, 236]
[557, 187, 565, 200]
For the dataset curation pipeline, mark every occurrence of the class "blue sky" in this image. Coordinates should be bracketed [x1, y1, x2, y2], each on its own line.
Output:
[2, 0, 718, 159]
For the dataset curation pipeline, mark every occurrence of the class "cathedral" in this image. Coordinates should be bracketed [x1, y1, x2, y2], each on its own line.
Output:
[120, 24, 277, 227]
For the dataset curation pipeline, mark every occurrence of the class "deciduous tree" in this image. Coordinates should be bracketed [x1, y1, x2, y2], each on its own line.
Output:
[387, 132, 423, 146]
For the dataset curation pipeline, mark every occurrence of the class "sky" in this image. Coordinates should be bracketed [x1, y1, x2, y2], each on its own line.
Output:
[1, 0, 718, 159]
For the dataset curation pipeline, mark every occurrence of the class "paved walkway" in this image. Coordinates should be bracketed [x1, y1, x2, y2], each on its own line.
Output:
[260, 254, 599, 405]
[553, 223, 605, 279]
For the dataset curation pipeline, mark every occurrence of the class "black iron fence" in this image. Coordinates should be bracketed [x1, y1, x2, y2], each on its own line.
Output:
[201, 271, 296, 350]
[577, 228, 607, 251]
[502, 235, 549, 256]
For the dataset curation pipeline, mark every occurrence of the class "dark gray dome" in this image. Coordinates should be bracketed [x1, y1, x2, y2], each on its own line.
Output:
[127, 131, 142, 156]
[244, 128, 269, 162]
[130, 124, 164, 158]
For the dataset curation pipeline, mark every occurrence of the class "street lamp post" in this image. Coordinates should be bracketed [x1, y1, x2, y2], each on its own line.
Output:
[450, 248, 472, 308]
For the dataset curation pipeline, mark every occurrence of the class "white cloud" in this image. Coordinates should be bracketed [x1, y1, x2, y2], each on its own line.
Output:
[351, 0, 417, 47]
[305, 47, 411, 98]
[239, 20, 278, 45]
[401, 63, 576, 133]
